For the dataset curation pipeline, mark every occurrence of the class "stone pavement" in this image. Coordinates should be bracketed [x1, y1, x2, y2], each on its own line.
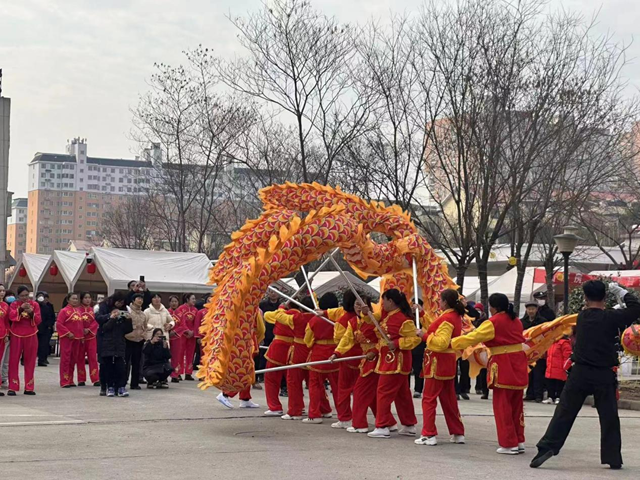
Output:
[1, 358, 638, 479]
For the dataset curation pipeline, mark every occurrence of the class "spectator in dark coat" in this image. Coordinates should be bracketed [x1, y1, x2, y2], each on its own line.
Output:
[36, 292, 56, 367]
[533, 291, 556, 322]
[143, 328, 173, 388]
[96, 292, 132, 397]
[472, 303, 490, 398]
[522, 301, 552, 402]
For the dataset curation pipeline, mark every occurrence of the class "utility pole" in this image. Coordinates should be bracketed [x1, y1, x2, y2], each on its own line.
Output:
[0, 69, 11, 282]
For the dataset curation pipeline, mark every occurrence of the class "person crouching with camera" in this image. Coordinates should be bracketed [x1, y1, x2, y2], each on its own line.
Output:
[143, 328, 173, 389]
[98, 295, 133, 398]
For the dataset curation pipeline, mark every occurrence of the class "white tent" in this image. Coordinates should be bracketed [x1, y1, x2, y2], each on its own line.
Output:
[7, 253, 51, 292]
[467, 267, 543, 310]
[91, 247, 213, 295]
[313, 271, 379, 299]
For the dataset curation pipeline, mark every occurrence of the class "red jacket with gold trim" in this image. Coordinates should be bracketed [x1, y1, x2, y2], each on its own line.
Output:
[422, 309, 462, 380]
[9, 300, 42, 338]
[371, 309, 421, 375]
[56, 305, 85, 339]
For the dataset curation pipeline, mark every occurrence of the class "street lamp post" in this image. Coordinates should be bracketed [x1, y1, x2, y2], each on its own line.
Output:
[554, 226, 582, 315]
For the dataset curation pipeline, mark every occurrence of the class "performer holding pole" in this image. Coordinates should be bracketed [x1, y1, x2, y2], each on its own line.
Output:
[360, 289, 420, 439]
[531, 281, 640, 470]
[302, 292, 341, 424]
[414, 289, 465, 446]
[451, 293, 528, 455]
[264, 297, 316, 420]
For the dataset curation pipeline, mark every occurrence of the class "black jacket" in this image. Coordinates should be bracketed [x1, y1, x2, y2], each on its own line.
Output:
[538, 304, 556, 322]
[520, 314, 549, 331]
[573, 293, 640, 369]
[38, 301, 56, 333]
[143, 341, 172, 369]
[98, 307, 133, 358]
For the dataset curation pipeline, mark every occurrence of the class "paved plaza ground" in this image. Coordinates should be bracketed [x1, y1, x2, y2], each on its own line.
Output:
[1, 358, 638, 479]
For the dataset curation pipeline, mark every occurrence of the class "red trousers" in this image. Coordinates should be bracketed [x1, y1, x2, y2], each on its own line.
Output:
[308, 370, 339, 419]
[59, 337, 83, 387]
[286, 367, 310, 416]
[183, 337, 197, 375]
[493, 388, 525, 448]
[224, 386, 251, 401]
[264, 361, 285, 411]
[9, 334, 38, 392]
[336, 364, 359, 421]
[0, 340, 5, 372]
[421, 378, 465, 437]
[375, 373, 417, 428]
[170, 336, 185, 379]
[351, 373, 378, 429]
[78, 337, 99, 384]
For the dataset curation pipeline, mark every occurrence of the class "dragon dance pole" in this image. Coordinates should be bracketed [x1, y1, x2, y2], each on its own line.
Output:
[412, 257, 421, 328]
[300, 265, 319, 309]
[267, 285, 335, 326]
[327, 256, 393, 346]
[254, 355, 368, 375]
[290, 248, 339, 299]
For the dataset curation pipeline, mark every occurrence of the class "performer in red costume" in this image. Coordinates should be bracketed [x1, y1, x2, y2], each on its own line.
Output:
[415, 288, 465, 446]
[168, 295, 186, 382]
[330, 295, 380, 433]
[78, 292, 100, 386]
[175, 293, 198, 381]
[8, 285, 42, 395]
[262, 296, 295, 416]
[217, 311, 265, 409]
[323, 290, 362, 429]
[452, 292, 528, 455]
[362, 288, 420, 439]
[57, 293, 85, 388]
[264, 297, 315, 420]
[302, 292, 341, 424]
[0, 285, 8, 397]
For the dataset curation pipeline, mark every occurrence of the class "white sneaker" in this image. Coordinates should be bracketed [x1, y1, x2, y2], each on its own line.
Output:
[264, 409, 283, 416]
[542, 398, 553, 405]
[331, 420, 352, 429]
[302, 417, 322, 424]
[496, 447, 519, 455]
[346, 426, 369, 433]
[518, 443, 525, 454]
[216, 393, 234, 409]
[321, 413, 333, 419]
[398, 425, 417, 437]
[450, 435, 465, 444]
[554, 398, 560, 405]
[367, 427, 391, 438]
[281, 414, 303, 420]
[389, 424, 398, 432]
[239, 400, 260, 408]
[415, 436, 437, 446]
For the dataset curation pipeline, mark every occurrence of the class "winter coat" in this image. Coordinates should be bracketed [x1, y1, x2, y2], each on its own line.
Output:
[144, 305, 175, 343]
[143, 340, 172, 369]
[38, 301, 56, 334]
[100, 312, 133, 358]
[546, 338, 572, 381]
[125, 305, 150, 342]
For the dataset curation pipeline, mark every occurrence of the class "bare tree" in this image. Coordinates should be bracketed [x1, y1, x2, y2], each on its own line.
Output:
[101, 195, 155, 250]
[218, 0, 370, 184]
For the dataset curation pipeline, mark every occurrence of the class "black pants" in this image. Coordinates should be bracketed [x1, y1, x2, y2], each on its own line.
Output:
[455, 359, 470, 394]
[410, 354, 424, 393]
[547, 378, 565, 400]
[536, 364, 622, 466]
[526, 358, 547, 400]
[125, 340, 144, 388]
[144, 364, 172, 384]
[476, 368, 489, 395]
[101, 356, 126, 389]
[37, 331, 52, 363]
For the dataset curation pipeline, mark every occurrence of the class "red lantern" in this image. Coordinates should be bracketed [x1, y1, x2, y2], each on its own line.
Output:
[18, 266, 27, 277]
[87, 263, 96, 275]
[49, 264, 59, 276]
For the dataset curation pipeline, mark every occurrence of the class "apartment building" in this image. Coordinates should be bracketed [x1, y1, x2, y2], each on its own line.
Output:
[27, 138, 157, 253]
[7, 197, 27, 260]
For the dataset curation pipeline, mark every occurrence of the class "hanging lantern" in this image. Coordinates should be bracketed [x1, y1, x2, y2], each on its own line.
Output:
[87, 263, 96, 275]
[18, 266, 27, 277]
[621, 325, 640, 357]
[49, 264, 59, 276]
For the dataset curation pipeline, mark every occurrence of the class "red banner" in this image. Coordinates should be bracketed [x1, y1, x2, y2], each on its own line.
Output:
[533, 268, 640, 288]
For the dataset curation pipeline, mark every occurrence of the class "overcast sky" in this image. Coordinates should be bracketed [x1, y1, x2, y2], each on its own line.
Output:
[1, 0, 638, 198]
